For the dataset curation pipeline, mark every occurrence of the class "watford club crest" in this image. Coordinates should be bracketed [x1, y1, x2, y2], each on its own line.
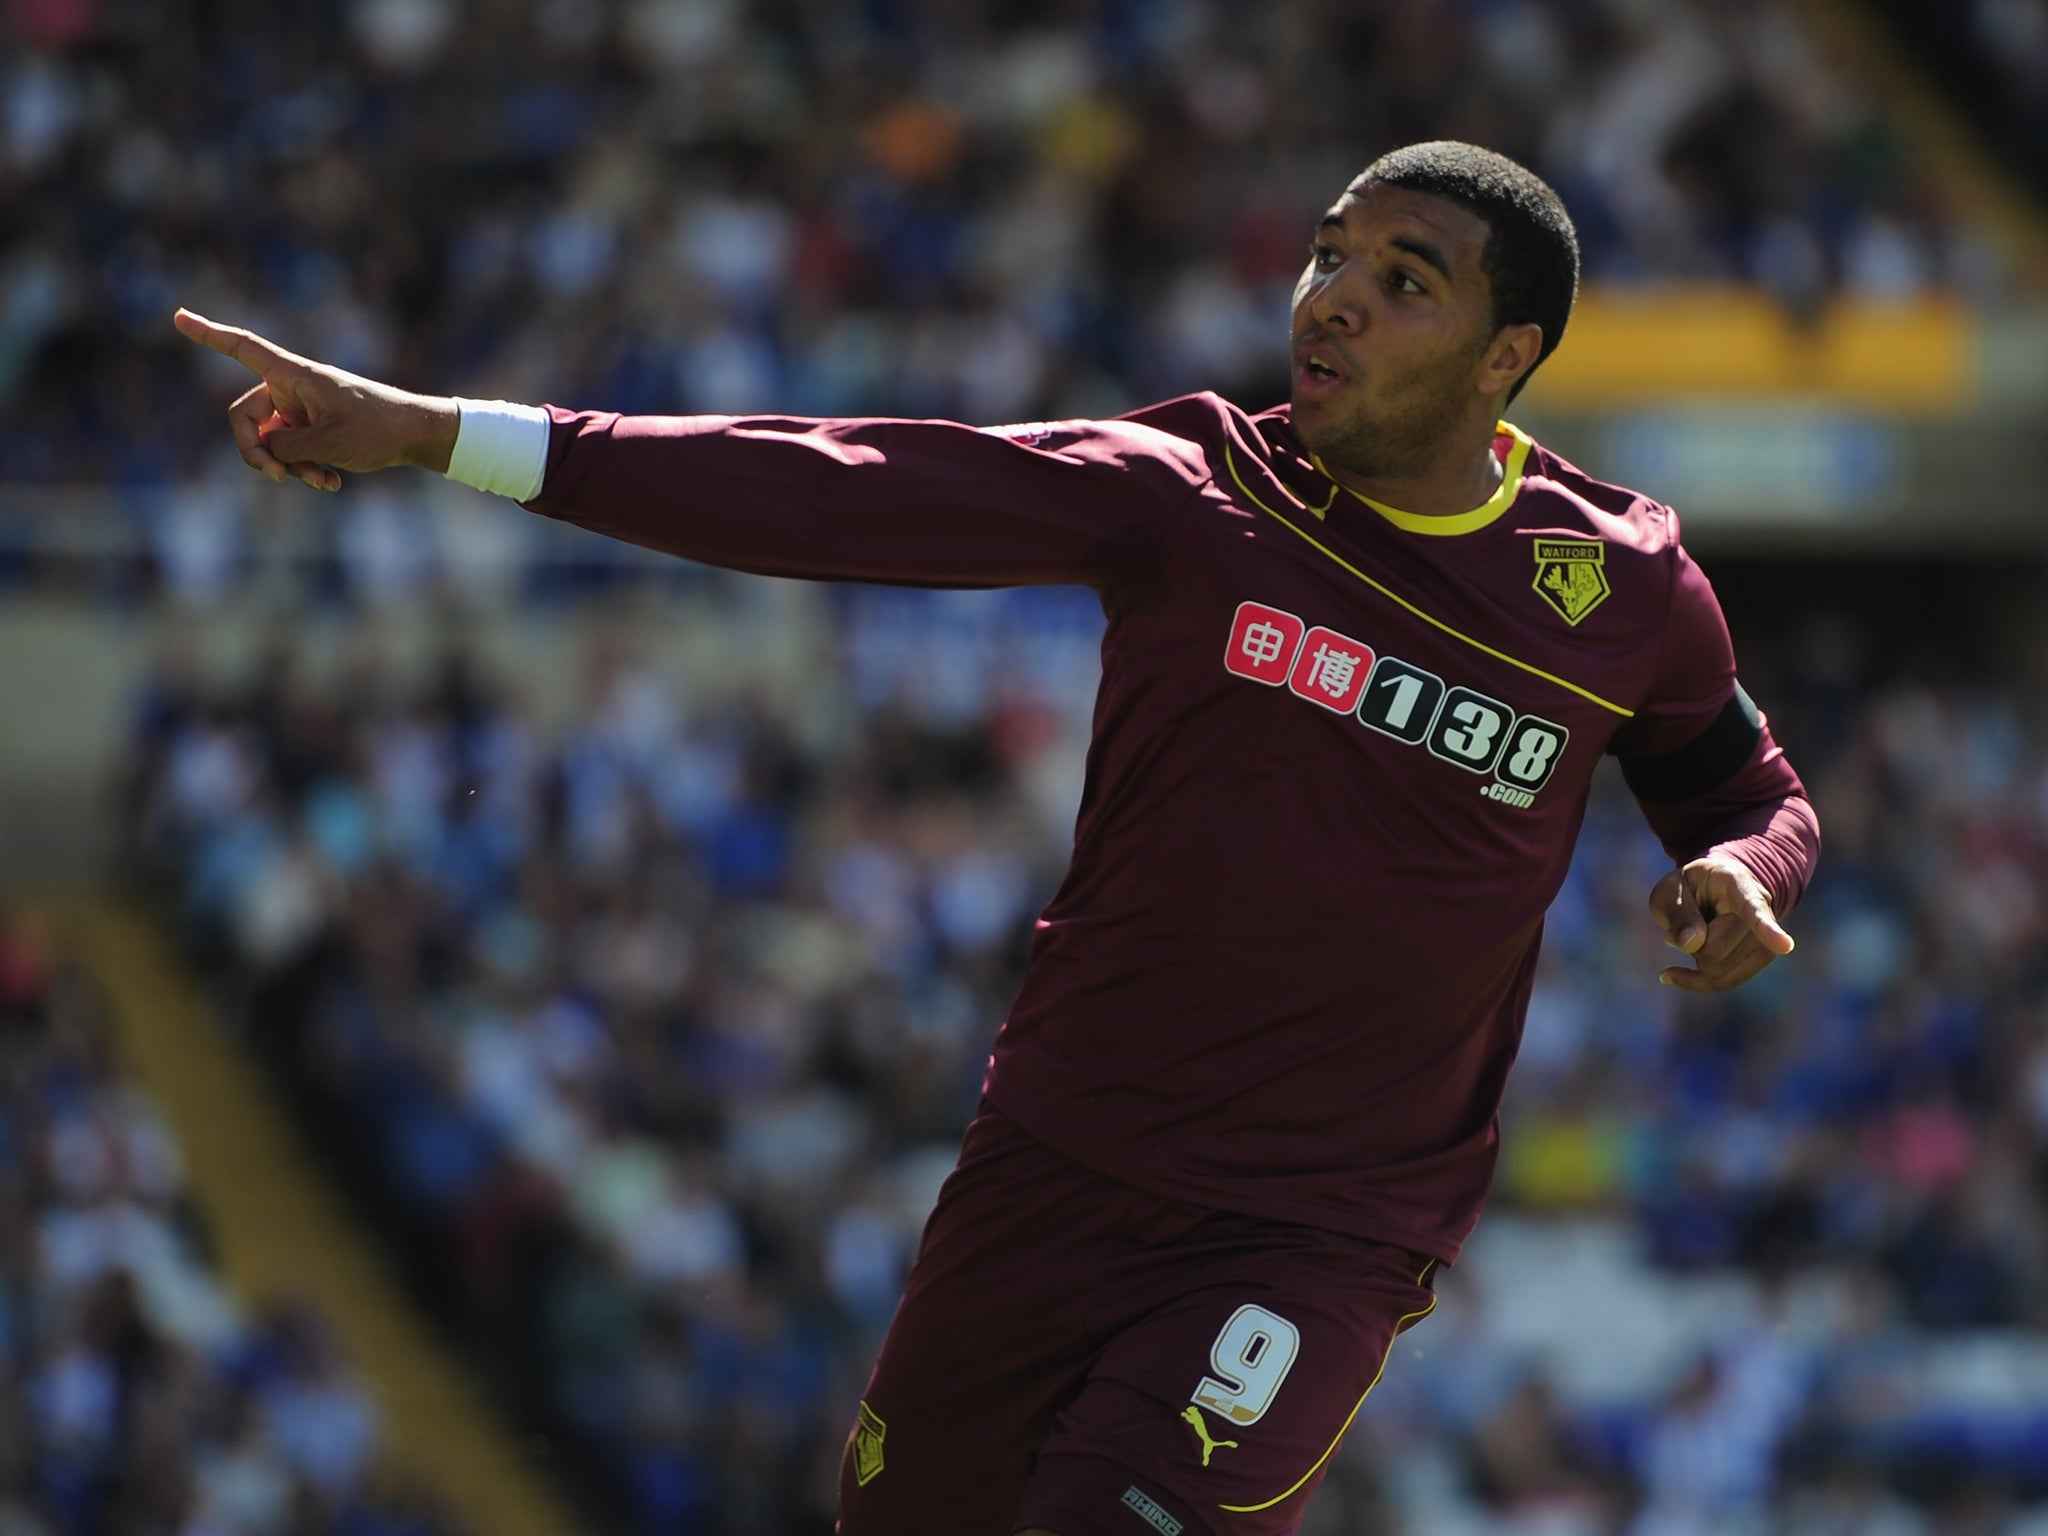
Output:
[850, 1400, 887, 1486]
[1532, 539, 1610, 625]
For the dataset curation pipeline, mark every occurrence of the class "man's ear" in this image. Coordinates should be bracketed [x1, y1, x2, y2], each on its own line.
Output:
[1481, 322, 1543, 401]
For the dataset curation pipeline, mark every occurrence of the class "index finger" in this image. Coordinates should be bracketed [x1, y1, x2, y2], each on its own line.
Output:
[1710, 871, 1794, 956]
[173, 309, 300, 378]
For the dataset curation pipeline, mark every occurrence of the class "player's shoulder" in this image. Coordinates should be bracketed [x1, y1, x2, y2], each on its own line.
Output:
[1513, 430, 1682, 560]
[1072, 391, 1342, 492]
[981, 393, 1228, 485]
[1117, 390, 1269, 473]
[1115, 388, 1247, 435]
[1117, 391, 1336, 512]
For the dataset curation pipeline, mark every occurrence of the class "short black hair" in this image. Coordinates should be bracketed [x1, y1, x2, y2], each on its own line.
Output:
[1357, 141, 1579, 406]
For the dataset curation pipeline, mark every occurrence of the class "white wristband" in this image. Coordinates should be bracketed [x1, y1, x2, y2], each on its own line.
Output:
[446, 399, 551, 501]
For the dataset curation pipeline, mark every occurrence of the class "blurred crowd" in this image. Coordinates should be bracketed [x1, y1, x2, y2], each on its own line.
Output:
[124, 579, 2048, 1536]
[125, 581, 1103, 1533]
[16, 0, 2048, 1532]
[0, 905, 471, 1536]
[1871, 0, 2048, 193]
[4, 0, 2006, 502]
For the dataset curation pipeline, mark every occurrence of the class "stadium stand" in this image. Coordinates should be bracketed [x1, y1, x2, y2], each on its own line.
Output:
[1861, 0, 2048, 195]
[0, 0, 2015, 514]
[122, 573, 2048, 1534]
[0, 902, 472, 1536]
[46, 897, 585, 1536]
[2, 2, 2046, 1535]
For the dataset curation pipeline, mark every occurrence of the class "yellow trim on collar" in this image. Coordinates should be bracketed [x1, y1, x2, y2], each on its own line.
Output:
[1312, 421, 1533, 536]
[1223, 443, 1635, 718]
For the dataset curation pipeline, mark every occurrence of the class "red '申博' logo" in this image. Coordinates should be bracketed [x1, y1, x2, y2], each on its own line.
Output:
[1224, 601, 1306, 685]
[1287, 626, 1374, 713]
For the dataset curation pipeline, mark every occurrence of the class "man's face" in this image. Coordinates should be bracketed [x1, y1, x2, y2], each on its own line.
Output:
[1289, 181, 1501, 478]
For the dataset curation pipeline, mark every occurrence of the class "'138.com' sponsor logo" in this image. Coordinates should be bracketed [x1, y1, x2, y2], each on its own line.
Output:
[1224, 600, 1567, 805]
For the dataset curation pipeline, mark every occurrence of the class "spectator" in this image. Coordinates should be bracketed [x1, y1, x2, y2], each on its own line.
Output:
[0, 0, 1998, 528]
[0, 902, 468, 1536]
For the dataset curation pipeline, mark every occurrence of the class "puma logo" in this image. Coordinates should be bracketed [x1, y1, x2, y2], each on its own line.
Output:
[1181, 1405, 1239, 1466]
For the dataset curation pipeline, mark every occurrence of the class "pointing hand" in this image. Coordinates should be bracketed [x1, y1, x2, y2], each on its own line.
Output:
[1647, 854, 1795, 994]
[173, 309, 458, 491]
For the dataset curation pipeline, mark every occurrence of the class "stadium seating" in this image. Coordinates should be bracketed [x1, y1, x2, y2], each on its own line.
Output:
[125, 583, 2048, 1533]
[0, 0, 2006, 519]
[4, 2, 2046, 1533]
[0, 905, 470, 1536]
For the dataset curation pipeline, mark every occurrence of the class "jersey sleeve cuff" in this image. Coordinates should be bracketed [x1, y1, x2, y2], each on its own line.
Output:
[446, 399, 550, 502]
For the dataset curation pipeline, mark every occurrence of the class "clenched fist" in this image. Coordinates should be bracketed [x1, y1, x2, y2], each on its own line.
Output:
[173, 309, 459, 491]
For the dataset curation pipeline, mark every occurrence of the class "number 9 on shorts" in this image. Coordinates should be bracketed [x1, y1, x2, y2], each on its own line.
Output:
[1191, 1304, 1302, 1427]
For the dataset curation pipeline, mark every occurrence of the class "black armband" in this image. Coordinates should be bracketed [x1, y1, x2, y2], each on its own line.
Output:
[1619, 685, 1764, 803]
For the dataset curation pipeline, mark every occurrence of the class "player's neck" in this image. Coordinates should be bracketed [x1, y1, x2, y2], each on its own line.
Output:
[1320, 431, 1505, 520]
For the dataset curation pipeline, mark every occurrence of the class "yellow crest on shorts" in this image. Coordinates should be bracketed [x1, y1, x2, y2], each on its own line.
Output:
[1532, 538, 1610, 625]
[851, 1400, 887, 1486]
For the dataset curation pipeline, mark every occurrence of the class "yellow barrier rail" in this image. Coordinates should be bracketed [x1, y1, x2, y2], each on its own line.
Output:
[1535, 289, 1974, 415]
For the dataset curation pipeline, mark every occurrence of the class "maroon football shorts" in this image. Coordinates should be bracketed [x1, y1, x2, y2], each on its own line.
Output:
[836, 1103, 1439, 1536]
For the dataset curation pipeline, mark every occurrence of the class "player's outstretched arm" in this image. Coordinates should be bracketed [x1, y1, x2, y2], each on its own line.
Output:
[172, 309, 457, 491]
[1647, 855, 1795, 994]
[174, 308, 1200, 591]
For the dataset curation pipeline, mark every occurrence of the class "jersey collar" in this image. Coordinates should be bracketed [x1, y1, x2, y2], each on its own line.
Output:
[1308, 421, 1533, 537]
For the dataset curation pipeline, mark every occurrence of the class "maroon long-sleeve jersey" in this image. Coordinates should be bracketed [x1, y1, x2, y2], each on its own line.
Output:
[522, 391, 1819, 1262]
